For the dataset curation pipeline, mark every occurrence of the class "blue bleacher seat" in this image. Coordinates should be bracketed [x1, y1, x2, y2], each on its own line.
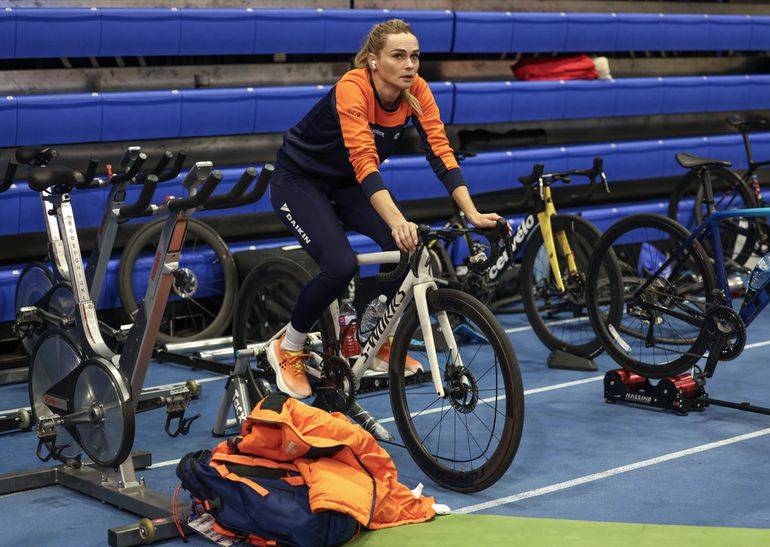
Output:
[0, 9, 15, 58]
[750, 16, 770, 50]
[17, 93, 101, 146]
[511, 12, 568, 52]
[453, 82, 513, 124]
[254, 85, 329, 133]
[748, 75, 770, 110]
[511, 81, 566, 122]
[17, 183, 106, 234]
[706, 134, 747, 168]
[0, 183, 20, 236]
[608, 140, 667, 181]
[512, 146, 570, 180]
[615, 13, 666, 51]
[663, 14, 710, 51]
[180, 88, 257, 138]
[460, 151, 515, 194]
[707, 75, 752, 113]
[612, 77, 664, 116]
[752, 132, 770, 161]
[102, 90, 181, 142]
[0, 97, 16, 148]
[323, 9, 390, 53]
[381, 155, 439, 199]
[564, 13, 618, 52]
[453, 11, 514, 53]
[707, 15, 754, 51]
[100, 8, 181, 57]
[390, 10, 454, 53]
[427, 81, 454, 122]
[180, 8, 257, 56]
[661, 76, 710, 114]
[15, 8, 100, 59]
[563, 80, 616, 119]
[253, 9, 325, 54]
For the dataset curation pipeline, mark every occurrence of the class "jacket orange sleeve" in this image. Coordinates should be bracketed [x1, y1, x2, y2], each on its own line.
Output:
[410, 76, 467, 193]
[334, 78, 387, 198]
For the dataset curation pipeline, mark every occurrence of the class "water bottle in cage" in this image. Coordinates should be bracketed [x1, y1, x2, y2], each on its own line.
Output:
[338, 299, 361, 357]
[357, 295, 387, 345]
[748, 253, 770, 295]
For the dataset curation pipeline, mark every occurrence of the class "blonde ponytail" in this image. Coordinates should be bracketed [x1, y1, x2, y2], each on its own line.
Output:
[353, 19, 423, 118]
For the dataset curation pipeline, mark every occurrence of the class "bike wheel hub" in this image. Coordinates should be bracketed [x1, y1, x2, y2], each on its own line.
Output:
[445, 366, 479, 413]
[172, 268, 198, 298]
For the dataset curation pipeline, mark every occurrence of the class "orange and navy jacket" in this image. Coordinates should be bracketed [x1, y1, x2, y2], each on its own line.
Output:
[277, 68, 466, 198]
[231, 393, 436, 530]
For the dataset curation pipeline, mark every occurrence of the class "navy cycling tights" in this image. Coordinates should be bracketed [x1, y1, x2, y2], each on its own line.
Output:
[269, 166, 404, 333]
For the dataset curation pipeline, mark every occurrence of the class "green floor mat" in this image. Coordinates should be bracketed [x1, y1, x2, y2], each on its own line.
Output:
[349, 514, 770, 546]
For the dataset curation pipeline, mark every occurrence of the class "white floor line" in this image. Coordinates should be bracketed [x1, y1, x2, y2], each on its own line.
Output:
[147, 457, 182, 469]
[454, 426, 770, 515]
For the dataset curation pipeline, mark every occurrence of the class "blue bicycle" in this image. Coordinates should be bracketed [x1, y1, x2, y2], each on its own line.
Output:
[586, 152, 770, 379]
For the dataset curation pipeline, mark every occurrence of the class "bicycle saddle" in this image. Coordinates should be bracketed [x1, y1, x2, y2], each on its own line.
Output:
[27, 165, 84, 192]
[675, 152, 732, 170]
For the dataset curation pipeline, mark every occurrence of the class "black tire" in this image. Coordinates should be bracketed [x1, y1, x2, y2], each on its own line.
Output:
[118, 218, 237, 345]
[15, 262, 54, 354]
[389, 288, 524, 492]
[519, 214, 616, 358]
[586, 214, 717, 378]
[667, 168, 758, 266]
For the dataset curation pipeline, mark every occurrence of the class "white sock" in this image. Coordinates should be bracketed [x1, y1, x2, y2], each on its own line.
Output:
[280, 322, 308, 352]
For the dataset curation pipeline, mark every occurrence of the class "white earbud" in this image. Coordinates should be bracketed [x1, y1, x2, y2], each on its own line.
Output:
[371, 60, 377, 70]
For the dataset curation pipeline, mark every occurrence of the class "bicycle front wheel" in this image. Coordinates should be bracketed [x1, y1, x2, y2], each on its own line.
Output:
[389, 288, 523, 492]
[519, 214, 613, 358]
[586, 214, 716, 378]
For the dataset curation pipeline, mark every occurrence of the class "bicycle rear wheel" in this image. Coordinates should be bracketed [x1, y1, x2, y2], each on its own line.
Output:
[668, 168, 758, 266]
[586, 214, 716, 378]
[119, 218, 237, 345]
[520, 214, 619, 358]
[389, 288, 523, 492]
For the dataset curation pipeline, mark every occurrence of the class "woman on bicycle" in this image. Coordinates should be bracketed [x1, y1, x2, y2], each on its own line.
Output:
[268, 18, 504, 399]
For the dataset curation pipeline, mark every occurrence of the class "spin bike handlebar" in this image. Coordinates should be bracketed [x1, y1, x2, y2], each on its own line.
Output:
[118, 174, 160, 218]
[167, 170, 223, 212]
[232, 163, 274, 207]
[202, 167, 258, 210]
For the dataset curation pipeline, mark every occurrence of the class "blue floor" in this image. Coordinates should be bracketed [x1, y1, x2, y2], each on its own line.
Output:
[2, 307, 770, 545]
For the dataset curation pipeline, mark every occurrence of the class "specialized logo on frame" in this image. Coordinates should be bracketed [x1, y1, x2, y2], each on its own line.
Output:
[281, 203, 311, 245]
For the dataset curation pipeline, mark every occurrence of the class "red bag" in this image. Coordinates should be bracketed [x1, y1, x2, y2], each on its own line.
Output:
[513, 55, 598, 81]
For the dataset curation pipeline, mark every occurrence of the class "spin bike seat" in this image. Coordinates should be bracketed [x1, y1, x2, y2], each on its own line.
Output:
[675, 152, 732, 170]
[27, 165, 84, 192]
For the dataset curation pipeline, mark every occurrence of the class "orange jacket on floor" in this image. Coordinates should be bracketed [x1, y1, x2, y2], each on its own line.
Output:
[233, 393, 436, 530]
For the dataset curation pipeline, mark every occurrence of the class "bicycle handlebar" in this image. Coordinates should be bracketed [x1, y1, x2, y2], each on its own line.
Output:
[518, 157, 608, 200]
[118, 174, 160, 218]
[167, 170, 222, 212]
[375, 251, 410, 282]
[1, 160, 18, 193]
[202, 167, 257, 210]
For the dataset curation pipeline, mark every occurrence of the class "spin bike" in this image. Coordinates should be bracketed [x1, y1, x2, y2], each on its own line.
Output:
[219, 220, 524, 493]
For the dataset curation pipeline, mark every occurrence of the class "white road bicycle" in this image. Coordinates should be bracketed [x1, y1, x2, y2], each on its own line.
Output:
[221, 220, 524, 492]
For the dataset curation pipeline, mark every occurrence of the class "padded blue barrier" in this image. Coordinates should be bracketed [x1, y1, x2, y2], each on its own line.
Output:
[563, 80, 616, 119]
[750, 16, 770, 50]
[17, 184, 106, 233]
[380, 155, 443, 200]
[748, 75, 770, 110]
[253, 9, 325, 54]
[390, 10, 454, 53]
[254, 85, 329, 133]
[512, 146, 570, 180]
[707, 75, 752, 113]
[0, 182, 20, 236]
[706, 134, 747, 168]
[452, 82, 513, 124]
[661, 136, 711, 177]
[16, 93, 102, 146]
[663, 14, 710, 51]
[707, 15, 753, 51]
[0, 9, 15, 58]
[180, 88, 256, 138]
[102, 90, 181, 142]
[15, 8, 100, 59]
[510, 81, 566, 122]
[180, 8, 256, 55]
[661, 76, 710, 114]
[511, 12, 568, 52]
[615, 13, 666, 51]
[428, 81, 454, 122]
[100, 8, 181, 57]
[607, 140, 667, 181]
[460, 151, 516, 193]
[564, 13, 618, 52]
[453, 11, 513, 53]
[752, 132, 770, 161]
[613, 77, 665, 116]
[564, 143, 616, 180]
[0, 96, 16, 148]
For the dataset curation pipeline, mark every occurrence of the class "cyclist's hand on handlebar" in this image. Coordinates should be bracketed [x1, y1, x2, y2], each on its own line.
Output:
[467, 211, 511, 233]
[392, 220, 419, 252]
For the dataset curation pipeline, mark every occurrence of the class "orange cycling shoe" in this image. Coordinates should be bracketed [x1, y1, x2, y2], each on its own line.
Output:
[370, 338, 423, 374]
[267, 334, 314, 399]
